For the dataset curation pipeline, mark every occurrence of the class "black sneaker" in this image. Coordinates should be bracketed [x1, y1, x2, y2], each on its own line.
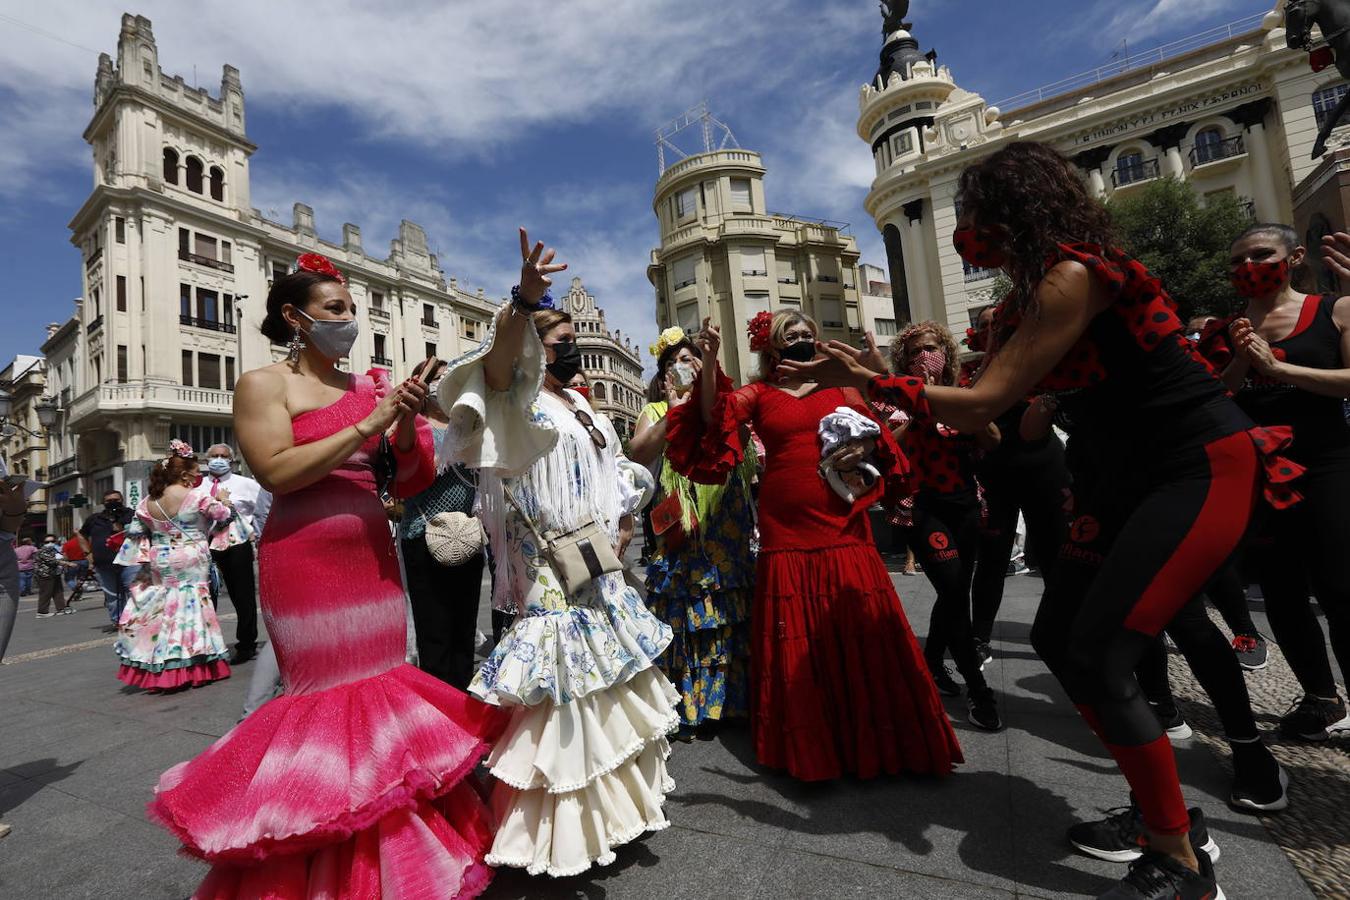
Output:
[967, 686, 1004, 731]
[1069, 803, 1220, 865]
[229, 646, 257, 666]
[974, 639, 993, 668]
[1150, 703, 1193, 742]
[1229, 740, 1288, 812]
[1231, 634, 1268, 671]
[1279, 694, 1350, 741]
[929, 663, 962, 697]
[1098, 847, 1225, 900]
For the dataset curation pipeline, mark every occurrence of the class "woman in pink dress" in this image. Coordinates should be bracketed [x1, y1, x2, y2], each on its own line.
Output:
[144, 253, 506, 898]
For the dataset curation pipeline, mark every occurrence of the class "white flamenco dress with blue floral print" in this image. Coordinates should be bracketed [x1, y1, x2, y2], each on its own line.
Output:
[437, 308, 679, 878]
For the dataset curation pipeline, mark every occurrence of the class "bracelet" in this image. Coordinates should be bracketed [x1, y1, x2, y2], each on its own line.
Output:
[510, 284, 554, 312]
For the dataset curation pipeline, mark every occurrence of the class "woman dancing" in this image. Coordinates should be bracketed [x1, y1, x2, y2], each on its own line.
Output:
[437, 230, 678, 878]
[113, 439, 234, 692]
[145, 253, 505, 898]
[1211, 223, 1350, 740]
[780, 141, 1302, 900]
[888, 320, 1003, 730]
[628, 326, 756, 739]
[665, 309, 961, 782]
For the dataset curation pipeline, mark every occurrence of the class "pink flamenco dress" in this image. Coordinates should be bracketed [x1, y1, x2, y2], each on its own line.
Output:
[144, 371, 508, 899]
[113, 493, 234, 690]
[666, 372, 963, 782]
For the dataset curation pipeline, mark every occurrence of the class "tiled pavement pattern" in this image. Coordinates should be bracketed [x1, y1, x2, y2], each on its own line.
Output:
[0, 558, 1338, 898]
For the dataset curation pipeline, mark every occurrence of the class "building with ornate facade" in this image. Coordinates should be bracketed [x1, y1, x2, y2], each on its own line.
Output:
[559, 277, 645, 439]
[647, 148, 862, 385]
[855, 5, 1347, 333]
[0, 355, 50, 536]
[52, 13, 500, 532]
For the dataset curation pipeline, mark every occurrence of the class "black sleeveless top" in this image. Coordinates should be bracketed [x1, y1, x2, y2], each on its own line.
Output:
[1235, 294, 1350, 463]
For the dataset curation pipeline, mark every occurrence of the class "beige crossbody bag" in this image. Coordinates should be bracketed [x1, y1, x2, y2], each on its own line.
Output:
[501, 489, 622, 597]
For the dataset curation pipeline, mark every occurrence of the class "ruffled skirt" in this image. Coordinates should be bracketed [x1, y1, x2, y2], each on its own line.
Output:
[148, 663, 506, 898]
[116, 580, 230, 691]
[754, 542, 963, 781]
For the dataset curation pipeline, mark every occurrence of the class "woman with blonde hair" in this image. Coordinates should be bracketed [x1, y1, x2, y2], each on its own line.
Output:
[888, 321, 1004, 731]
[664, 309, 961, 781]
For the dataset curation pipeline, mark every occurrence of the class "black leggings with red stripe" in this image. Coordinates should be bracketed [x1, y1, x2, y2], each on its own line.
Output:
[1030, 431, 1259, 836]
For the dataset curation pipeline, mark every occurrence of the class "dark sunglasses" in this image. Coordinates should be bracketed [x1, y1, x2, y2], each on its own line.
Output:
[571, 407, 608, 451]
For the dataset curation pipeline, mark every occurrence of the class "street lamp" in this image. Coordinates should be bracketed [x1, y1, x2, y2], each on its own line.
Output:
[0, 392, 60, 438]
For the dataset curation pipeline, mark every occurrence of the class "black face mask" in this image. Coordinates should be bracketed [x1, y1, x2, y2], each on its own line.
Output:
[778, 341, 817, 364]
[104, 501, 123, 513]
[546, 340, 583, 384]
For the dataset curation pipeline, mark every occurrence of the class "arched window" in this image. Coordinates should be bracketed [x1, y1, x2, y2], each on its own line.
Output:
[593, 382, 608, 401]
[162, 147, 179, 184]
[1192, 127, 1225, 165]
[209, 166, 225, 201]
[1115, 149, 1145, 186]
[185, 156, 204, 193]
[1313, 83, 1350, 128]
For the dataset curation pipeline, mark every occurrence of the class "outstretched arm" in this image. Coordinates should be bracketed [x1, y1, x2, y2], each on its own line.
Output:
[483, 228, 568, 393]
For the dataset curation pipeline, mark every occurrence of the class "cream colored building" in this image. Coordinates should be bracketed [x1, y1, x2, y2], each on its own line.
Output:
[0, 355, 50, 536]
[857, 6, 1342, 333]
[56, 14, 499, 527]
[647, 149, 862, 385]
[559, 277, 645, 439]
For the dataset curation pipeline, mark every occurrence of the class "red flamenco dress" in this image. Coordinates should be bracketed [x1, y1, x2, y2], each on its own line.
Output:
[666, 375, 962, 781]
[145, 372, 508, 898]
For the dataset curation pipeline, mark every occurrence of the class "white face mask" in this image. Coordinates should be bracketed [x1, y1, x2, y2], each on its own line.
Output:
[297, 310, 359, 359]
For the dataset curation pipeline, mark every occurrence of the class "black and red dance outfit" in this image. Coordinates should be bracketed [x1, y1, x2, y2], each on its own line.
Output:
[867, 244, 1300, 838]
[666, 376, 962, 781]
[1202, 295, 1350, 701]
[899, 416, 988, 692]
[970, 400, 1071, 643]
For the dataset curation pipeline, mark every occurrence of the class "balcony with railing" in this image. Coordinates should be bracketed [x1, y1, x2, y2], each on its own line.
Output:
[369, 305, 390, 319]
[68, 381, 234, 428]
[1111, 158, 1160, 189]
[179, 314, 237, 334]
[178, 249, 235, 273]
[85, 247, 102, 270]
[48, 456, 79, 480]
[371, 355, 393, 367]
[86, 315, 103, 335]
[1189, 135, 1245, 169]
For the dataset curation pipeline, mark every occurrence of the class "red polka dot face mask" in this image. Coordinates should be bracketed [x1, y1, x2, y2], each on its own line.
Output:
[952, 227, 1007, 270]
[1230, 257, 1289, 298]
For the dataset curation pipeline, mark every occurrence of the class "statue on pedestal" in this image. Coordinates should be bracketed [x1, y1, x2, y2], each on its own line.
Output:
[1285, 0, 1350, 157]
[880, 0, 911, 36]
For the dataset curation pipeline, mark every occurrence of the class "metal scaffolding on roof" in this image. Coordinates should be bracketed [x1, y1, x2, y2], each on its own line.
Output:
[655, 101, 740, 175]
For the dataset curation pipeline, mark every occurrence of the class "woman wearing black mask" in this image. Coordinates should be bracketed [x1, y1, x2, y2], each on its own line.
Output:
[663, 310, 962, 782]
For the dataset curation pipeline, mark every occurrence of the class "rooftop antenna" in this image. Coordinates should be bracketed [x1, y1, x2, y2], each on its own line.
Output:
[655, 100, 739, 175]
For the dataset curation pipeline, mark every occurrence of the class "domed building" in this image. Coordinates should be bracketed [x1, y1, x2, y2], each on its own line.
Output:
[560, 277, 646, 439]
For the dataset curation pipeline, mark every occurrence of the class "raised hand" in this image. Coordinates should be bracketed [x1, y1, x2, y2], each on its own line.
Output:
[695, 318, 722, 359]
[859, 331, 890, 375]
[518, 228, 569, 305]
[776, 340, 882, 389]
[1321, 232, 1350, 281]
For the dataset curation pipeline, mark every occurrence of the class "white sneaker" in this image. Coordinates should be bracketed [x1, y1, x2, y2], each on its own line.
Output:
[35, 612, 55, 619]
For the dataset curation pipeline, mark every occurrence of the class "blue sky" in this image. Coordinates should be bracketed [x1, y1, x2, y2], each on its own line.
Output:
[0, 0, 1270, 369]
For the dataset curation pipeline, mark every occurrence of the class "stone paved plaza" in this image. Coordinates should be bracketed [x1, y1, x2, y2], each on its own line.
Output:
[1, 561, 1344, 899]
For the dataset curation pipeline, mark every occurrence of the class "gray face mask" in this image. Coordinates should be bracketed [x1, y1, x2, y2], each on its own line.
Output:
[298, 310, 359, 359]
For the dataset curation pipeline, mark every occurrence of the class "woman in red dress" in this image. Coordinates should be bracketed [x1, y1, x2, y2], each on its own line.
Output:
[665, 311, 961, 782]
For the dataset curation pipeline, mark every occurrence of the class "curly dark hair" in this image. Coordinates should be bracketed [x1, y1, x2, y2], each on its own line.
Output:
[260, 271, 345, 344]
[646, 337, 703, 402]
[956, 141, 1116, 314]
[147, 455, 198, 500]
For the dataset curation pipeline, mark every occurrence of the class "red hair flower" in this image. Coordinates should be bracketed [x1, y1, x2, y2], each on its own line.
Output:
[296, 252, 347, 285]
[747, 311, 773, 353]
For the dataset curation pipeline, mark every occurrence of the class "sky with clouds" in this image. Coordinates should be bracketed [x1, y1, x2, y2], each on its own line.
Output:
[0, 0, 1270, 369]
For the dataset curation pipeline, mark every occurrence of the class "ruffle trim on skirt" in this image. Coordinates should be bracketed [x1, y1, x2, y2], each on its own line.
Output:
[645, 552, 754, 604]
[470, 589, 673, 708]
[118, 658, 230, 691]
[116, 651, 231, 675]
[485, 740, 676, 879]
[192, 781, 496, 900]
[147, 662, 507, 864]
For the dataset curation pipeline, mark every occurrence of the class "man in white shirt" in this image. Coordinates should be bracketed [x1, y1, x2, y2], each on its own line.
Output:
[195, 444, 270, 664]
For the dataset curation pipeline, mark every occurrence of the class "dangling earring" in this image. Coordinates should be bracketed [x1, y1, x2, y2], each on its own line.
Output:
[286, 326, 305, 364]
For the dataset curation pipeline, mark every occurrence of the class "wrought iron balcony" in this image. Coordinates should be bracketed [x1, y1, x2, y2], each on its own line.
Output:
[1189, 135, 1245, 168]
[372, 355, 393, 367]
[180, 315, 237, 334]
[1111, 158, 1160, 188]
[85, 248, 102, 269]
[178, 249, 235, 273]
[86, 315, 103, 335]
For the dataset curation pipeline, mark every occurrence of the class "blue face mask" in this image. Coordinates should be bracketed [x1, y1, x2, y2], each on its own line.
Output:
[207, 458, 232, 477]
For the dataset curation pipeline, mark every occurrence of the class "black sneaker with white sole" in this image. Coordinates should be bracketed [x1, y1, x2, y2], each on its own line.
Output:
[1097, 847, 1225, 900]
[1229, 740, 1289, 812]
[1150, 702, 1193, 742]
[966, 685, 1003, 731]
[928, 663, 962, 697]
[1279, 694, 1350, 741]
[1068, 803, 1220, 865]
[1231, 633, 1268, 671]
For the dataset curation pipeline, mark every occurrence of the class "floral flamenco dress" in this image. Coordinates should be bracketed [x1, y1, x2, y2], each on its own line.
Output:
[666, 373, 963, 782]
[144, 372, 507, 899]
[438, 316, 679, 878]
[113, 493, 235, 690]
[641, 399, 756, 730]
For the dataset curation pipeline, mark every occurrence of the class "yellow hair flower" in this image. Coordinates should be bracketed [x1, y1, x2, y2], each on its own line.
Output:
[649, 325, 687, 358]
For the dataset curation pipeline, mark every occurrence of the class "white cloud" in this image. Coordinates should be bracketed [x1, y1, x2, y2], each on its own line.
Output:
[1101, 0, 1256, 47]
